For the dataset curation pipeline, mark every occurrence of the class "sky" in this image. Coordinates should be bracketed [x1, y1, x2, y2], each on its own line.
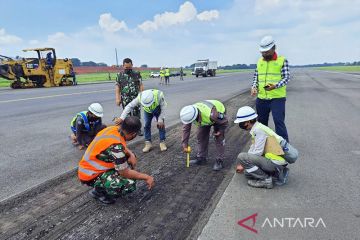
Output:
[0, 0, 359, 67]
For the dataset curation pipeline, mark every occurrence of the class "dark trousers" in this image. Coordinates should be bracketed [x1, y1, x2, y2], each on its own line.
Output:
[256, 97, 289, 142]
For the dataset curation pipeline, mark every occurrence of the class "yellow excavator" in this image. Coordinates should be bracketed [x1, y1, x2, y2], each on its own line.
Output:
[0, 48, 75, 89]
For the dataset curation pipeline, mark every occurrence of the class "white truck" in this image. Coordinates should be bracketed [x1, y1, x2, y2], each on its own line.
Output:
[194, 59, 217, 77]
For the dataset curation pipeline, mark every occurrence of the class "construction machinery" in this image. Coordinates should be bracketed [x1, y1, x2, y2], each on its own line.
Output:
[0, 48, 75, 89]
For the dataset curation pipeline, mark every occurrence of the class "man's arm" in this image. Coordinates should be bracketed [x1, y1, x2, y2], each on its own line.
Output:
[276, 59, 290, 88]
[115, 84, 122, 106]
[251, 69, 258, 96]
[106, 144, 155, 190]
[157, 93, 166, 121]
[181, 123, 192, 149]
[119, 97, 140, 120]
[75, 117, 86, 147]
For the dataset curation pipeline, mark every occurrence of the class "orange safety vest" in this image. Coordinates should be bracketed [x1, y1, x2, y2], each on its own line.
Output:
[78, 126, 127, 181]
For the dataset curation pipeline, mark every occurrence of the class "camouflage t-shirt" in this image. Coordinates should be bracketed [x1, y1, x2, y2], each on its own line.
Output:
[116, 71, 142, 105]
[96, 143, 129, 171]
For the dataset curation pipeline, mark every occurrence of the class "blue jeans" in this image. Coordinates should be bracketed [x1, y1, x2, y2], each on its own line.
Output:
[143, 106, 166, 142]
[256, 97, 289, 142]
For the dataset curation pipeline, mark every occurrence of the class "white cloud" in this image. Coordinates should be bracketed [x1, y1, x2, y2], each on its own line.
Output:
[0, 28, 22, 44]
[197, 10, 220, 21]
[137, 1, 220, 32]
[29, 40, 40, 45]
[99, 13, 128, 32]
[48, 32, 69, 44]
[138, 1, 197, 32]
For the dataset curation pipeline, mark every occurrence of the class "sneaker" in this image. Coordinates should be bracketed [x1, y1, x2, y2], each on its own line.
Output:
[159, 141, 167, 151]
[274, 167, 290, 186]
[142, 141, 152, 153]
[247, 177, 273, 189]
[213, 159, 224, 171]
[88, 188, 115, 204]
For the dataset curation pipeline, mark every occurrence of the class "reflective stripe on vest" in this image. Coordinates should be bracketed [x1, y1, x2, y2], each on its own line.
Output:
[251, 122, 286, 164]
[78, 126, 127, 181]
[71, 111, 90, 131]
[257, 56, 286, 99]
[194, 100, 225, 126]
[139, 89, 163, 113]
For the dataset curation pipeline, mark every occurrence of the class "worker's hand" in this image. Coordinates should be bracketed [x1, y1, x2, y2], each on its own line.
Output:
[78, 145, 85, 150]
[114, 117, 123, 126]
[157, 122, 165, 129]
[264, 83, 276, 91]
[251, 87, 258, 96]
[127, 152, 137, 169]
[213, 131, 221, 137]
[183, 146, 191, 153]
[236, 164, 245, 173]
[145, 176, 155, 190]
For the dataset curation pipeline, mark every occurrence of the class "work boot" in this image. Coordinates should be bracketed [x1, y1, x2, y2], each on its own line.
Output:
[159, 141, 167, 151]
[274, 167, 290, 186]
[142, 141, 152, 153]
[213, 159, 224, 171]
[88, 188, 115, 204]
[189, 157, 207, 165]
[247, 177, 273, 189]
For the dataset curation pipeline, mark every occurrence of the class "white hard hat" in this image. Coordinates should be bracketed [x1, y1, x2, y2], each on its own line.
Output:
[140, 90, 155, 107]
[259, 35, 275, 52]
[88, 103, 104, 117]
[180, 105, 198, 124]
[234, 106, 257, 123]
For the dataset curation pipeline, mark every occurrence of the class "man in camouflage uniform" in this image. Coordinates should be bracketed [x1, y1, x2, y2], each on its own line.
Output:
[115, 58, 144, 135]
[78, 116, 155, 204]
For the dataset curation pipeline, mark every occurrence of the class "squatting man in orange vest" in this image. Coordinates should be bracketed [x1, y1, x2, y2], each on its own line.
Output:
[78, 116, 155, 204]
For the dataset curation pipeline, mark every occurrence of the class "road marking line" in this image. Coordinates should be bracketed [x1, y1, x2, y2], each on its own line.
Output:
[0, 89, 112, 104]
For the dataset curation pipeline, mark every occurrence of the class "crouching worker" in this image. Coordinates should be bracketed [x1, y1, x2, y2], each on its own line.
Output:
[114, 89, 168, 153]
[234, 106, 298, 189]
[70, 103, 106, 150]
[78, 116, 155, 204]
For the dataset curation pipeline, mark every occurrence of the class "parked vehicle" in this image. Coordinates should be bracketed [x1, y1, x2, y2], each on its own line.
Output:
[150, 71, 160, 78]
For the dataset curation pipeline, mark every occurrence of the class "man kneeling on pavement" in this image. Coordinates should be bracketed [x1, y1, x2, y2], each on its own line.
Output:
[78, 116, 154, 204]
[234, 106, 298, 189]
[70, 103, 106, 150]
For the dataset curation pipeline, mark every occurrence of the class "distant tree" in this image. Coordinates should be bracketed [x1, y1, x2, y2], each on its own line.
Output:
[71, 58, 81, 66]
[140, 64, 148, 68]
[97, 62, 108, 67]
[81, 61, 97, 66]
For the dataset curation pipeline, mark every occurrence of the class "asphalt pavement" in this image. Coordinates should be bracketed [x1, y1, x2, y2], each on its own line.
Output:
[0, 72, 252, 201]
[197, 70, 360, 239]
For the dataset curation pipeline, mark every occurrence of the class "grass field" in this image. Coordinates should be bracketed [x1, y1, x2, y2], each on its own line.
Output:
[315, 66, 360, 72]
[0, 68, 248, 88]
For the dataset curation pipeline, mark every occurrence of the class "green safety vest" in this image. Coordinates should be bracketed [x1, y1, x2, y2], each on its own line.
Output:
[251, 122, 286, 164]
[165, 69, 170, 76]
[138, 89, 164, 113]
[194, 100, 225, 127]
[257, 56, 286, 99]
[160, 70, 165, 77]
